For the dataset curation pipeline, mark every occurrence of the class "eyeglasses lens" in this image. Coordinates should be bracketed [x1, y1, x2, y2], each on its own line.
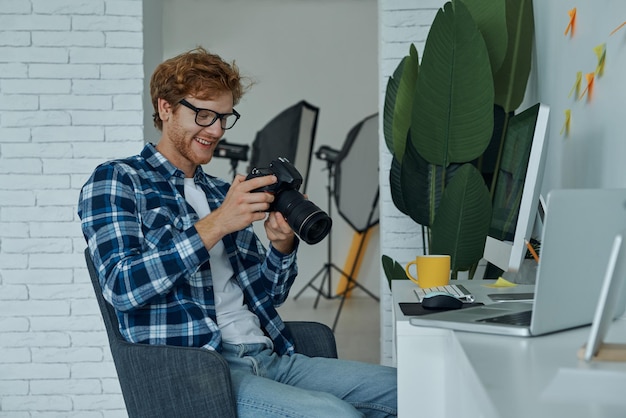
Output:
[196, 110, 237, 130]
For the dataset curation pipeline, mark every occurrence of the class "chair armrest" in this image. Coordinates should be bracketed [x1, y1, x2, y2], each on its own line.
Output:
[285, 321, 338, 358]
[111, 340, 237, 418]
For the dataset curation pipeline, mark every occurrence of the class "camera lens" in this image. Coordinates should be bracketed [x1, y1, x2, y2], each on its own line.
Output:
[273, 190, 332, 245]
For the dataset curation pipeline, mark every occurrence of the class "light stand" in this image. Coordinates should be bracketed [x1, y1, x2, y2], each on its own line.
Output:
[293, 143, 380, 332]
[330, 189, 380, 331]
[322, 113, 381, 331]
[294, 160, 380, 331]
[225, 159, 240, 180]
[213, 139, 249, 180]
[293, 113, 381, 331]
[293, 159, 343, 306]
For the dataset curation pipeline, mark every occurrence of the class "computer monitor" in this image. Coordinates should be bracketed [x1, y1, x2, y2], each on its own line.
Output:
[482, 103, 550, 273]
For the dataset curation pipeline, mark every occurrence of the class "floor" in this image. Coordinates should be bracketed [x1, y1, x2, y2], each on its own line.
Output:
[278, 294, 381, 364]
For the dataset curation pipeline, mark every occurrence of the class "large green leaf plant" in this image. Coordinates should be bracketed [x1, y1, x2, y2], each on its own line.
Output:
[383, 0, 535, 279]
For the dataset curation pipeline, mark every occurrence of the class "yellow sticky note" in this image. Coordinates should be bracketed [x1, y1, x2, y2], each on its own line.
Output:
[594, 43, 606, 77]
[568, 71, 582, 99]
[483, 277, 518, 288]
[560, 109, 571, 137]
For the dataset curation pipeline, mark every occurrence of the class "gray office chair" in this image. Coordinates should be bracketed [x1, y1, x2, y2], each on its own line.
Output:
[84, 248, 337, 418]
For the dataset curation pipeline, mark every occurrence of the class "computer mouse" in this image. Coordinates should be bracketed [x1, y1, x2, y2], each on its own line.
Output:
[421, 292, 464, 310]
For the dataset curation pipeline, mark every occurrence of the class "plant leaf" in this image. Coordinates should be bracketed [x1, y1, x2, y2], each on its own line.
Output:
[389, 155, 409, 216]
[383, 59, 403, 154]
[430, 163, 492, 271]
[400, 138, 437, 226]
[393, 45, 420, 162]
[382, 254, 409, 290]
[460, 0, 508, 75]
[494, 0, 535, 112]
[400, 138, 465, 228]
[411, 0, 494, 167]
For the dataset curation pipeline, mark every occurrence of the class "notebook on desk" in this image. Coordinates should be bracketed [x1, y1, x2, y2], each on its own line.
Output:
[410, 189, 626, 337]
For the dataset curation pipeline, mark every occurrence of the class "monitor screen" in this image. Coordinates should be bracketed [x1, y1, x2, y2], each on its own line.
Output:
[482, 103, 550, 273]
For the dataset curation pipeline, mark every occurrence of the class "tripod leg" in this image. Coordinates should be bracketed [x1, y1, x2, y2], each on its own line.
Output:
[313, 267, 330, 308]
[293, 159, 336, 307]
[332, 291, 347, 332]
[342, 279, 380, 301]
[329, 262, 380, 330]
[293, 265, 327, 300]
[329, 263, 379, 301]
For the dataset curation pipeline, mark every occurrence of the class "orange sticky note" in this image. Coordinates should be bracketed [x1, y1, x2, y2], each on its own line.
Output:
[578, 72, 595, 102]
[610, 21, 626, 36]
[564, 8, 577, 37]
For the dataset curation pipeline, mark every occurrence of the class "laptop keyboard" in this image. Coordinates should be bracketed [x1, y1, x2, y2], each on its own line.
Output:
[414, 284, 475, 303]
[478, 310, 532, 326]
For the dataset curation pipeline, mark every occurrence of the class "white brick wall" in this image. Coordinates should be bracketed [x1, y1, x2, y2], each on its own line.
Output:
[378, 0, 442, 366]
[0, 0, 143, 416]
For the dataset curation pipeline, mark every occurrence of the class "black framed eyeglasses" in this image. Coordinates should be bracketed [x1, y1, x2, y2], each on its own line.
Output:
[178, 99, 240, 130]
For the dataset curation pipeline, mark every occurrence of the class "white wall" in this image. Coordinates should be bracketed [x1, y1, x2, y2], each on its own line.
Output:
[532, 0, 626, 192]
[0, 0, 144, 415]
[157, 0, 380, 300]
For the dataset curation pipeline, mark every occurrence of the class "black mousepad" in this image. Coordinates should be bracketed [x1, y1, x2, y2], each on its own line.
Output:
[399, 302, 484, 316]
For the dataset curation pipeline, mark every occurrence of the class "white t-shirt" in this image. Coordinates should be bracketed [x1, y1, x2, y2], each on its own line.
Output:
[183, 178, 271, 347]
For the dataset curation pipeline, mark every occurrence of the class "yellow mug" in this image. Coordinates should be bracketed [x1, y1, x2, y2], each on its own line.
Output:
[405, 255, 451, 288]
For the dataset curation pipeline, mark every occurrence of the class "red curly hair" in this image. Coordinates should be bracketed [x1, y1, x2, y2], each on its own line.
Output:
[150, 47, 249, 131]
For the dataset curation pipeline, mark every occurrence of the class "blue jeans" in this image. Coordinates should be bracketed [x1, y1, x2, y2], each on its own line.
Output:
[222, 343, 397, 418]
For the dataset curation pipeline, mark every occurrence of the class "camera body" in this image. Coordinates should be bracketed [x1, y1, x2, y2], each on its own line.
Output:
[246, 157, 303, 207]
[246, 157, 332, 245]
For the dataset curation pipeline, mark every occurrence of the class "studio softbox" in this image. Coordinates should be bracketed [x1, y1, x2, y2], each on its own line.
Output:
[248, 100, 319, 193]
[334, 113, 380, 233]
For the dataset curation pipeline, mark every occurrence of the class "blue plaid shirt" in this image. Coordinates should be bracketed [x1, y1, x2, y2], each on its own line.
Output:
[78, 143, 298, 355]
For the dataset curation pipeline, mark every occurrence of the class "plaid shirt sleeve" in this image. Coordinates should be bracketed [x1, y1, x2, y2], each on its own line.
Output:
[79, 160, 209, 312]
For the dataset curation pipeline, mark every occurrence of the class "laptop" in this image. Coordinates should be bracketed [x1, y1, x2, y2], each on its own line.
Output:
[410, 188, 626, 337]
[580, 229, 626, 361]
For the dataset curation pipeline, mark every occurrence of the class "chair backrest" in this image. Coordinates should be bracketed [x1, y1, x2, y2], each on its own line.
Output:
[84, 249, 125, 345]
[83, 248, 239, 418]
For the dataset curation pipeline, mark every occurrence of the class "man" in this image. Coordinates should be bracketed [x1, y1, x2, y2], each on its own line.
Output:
[78, 47, 396, 417]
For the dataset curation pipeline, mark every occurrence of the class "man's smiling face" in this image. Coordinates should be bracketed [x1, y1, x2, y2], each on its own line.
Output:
[156, 91, 234, 177]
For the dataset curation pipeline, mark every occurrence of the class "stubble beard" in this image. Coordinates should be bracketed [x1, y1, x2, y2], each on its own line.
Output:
[167, 122, 216, 169]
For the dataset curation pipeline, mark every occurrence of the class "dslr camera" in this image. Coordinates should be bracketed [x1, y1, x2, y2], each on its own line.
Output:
[246, 157, 332, 245]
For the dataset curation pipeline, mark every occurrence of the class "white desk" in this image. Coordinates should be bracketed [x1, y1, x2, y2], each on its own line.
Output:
[393, 280, 626, 418]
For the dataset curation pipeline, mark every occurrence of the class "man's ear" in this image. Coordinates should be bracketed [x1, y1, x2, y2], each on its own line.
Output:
[157, 98, 172, 123]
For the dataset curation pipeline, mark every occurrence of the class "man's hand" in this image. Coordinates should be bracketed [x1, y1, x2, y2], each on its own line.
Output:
[194, 174, 278, 249]
[264, 211, 296, 254]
